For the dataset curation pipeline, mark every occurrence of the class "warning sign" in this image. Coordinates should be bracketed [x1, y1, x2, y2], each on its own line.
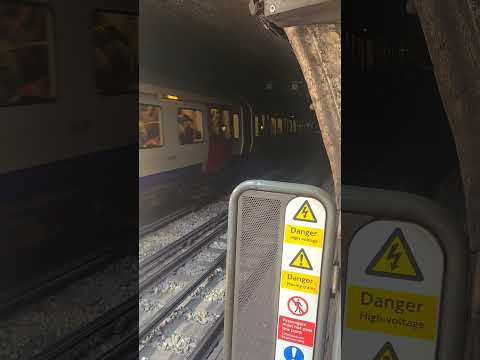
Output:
[290, 249, 313, 271]
[283, 345, 305, 360]
[275, 196, 328, 360]
[277, 316, 315, 347]
[366, 228, 424, 281]
[373, 342, 400, 360]
[293, 200, 317, 223]
[284, 224, 324, 248]
[345, 285, 439, 340]
[288, 296, 309, 316]
[343, 215, 448, 360]
[281, 271, 320, 294]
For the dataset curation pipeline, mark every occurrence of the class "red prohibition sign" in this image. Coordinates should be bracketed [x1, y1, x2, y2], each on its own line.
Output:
[287, 296, 309, 316]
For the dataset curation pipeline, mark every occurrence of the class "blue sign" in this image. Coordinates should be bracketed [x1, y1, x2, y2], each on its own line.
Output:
[284, 346, 304, 360]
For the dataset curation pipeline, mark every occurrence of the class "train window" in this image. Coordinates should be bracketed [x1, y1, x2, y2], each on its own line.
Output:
[271, 117, 277, 136]
[255, 115, 260, 137]
[0, 4, 55, 106]
[178, 109, 204, 145]
[94, 11, 138, 94]
[139, 104, 162, 148]
[209, 108, 222, 138]
[233, 113, 240, 140]
[277, 118, 283, 135]
[222, 110, 232, 140]
[208, 108, 230, 138]
[293, 119, 297, 134]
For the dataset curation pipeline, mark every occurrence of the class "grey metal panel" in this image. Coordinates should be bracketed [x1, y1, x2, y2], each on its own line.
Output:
[232, 190, 292, 359]
[264, 0, 340, 27]
[342, 186, 468, 360]
[225, 180, 337, 360]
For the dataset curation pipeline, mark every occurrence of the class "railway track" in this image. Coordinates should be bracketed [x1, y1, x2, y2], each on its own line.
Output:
[137, 200, 228, 359]
[139, 206, 194, 237]
[139, 210, 228, 292]
[0, 247, 118, 317]
[31, 296, 137, 360]
[140, 252, 226, 340]
[139, 250, 226, 358]
[187, 313, 225, 360]
[139, 173, 231, 238]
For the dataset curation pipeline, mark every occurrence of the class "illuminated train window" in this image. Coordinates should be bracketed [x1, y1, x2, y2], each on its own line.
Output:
[209, 108, 222, 138]
[233, 113, 240, 140]
[277, 118, 283, 135]
[255, 115, 260, 137]
[222, 110, 232, 140]
[293, 119, 297, 134]
[0, 3, 56, 106]
[270, 116, 277, 136]
[139, 104, 163, 148]
[209, 108, 232, 140]
[94, 11, 138, 94]
[178, 109, 204, 145]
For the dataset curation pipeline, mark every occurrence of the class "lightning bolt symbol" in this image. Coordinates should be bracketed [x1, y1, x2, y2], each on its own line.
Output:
[387, 242, 401, 271]
[302, 206, 309, 218]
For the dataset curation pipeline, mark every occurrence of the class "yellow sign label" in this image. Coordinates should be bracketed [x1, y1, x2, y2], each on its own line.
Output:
[293, 200, 317, 223]
[373, 342, 399, 360]
[284, 224, 324, 248]
[366, 228, 423, 281]
[345, 285, 439, 341]
[289, 248, 313, 270]
[281, 270, 320, 294]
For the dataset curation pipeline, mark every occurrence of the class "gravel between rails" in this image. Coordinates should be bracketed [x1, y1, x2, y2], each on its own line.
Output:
[140, 270, 226, 359]
[0, 256, 137, 360]
[139, 234, 227, 360]
[139, 198, 229, 261]
[139, 245, 226, 333]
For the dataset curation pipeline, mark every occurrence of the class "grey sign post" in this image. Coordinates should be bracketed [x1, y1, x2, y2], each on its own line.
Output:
[342, 186, 468, 360]
[224, 180, 337, 360]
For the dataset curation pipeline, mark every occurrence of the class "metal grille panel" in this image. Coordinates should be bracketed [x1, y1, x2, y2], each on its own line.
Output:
[231, 193, 287, 360]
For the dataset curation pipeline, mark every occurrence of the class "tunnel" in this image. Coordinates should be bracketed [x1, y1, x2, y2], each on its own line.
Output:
[139, 0, 331, 228]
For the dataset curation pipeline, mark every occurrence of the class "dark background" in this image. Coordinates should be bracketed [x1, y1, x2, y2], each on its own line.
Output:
[342, 0, 461, 204]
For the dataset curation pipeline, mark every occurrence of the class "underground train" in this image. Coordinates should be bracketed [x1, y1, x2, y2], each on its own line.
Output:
[139, 83, 309, 186]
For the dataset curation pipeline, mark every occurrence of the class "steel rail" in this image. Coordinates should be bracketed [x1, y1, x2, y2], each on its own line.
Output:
[139, 206, 193, 237]
[139, 221, 227, 293]
[139, 210, 228, 275]
[139, 251, 226, 340]
[32, 297, 137, 360]
[188, 312, 225, 360]
[0, 247, 117, 316]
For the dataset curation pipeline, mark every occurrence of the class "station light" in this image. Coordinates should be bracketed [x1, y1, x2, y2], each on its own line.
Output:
[165, 94, 180, 100]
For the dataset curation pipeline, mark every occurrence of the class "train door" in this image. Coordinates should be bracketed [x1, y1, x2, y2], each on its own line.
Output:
[205, 106, 233, 173]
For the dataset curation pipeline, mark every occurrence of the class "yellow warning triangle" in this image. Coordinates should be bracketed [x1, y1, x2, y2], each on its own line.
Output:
[293, 200, 317, 223]
[289, 248, 313, 270]
[366, 228, 423, 281]
[373, 342, 400, 360]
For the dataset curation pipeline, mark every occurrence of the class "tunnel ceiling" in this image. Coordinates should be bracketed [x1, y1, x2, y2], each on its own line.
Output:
[140, 0, 305, 101]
